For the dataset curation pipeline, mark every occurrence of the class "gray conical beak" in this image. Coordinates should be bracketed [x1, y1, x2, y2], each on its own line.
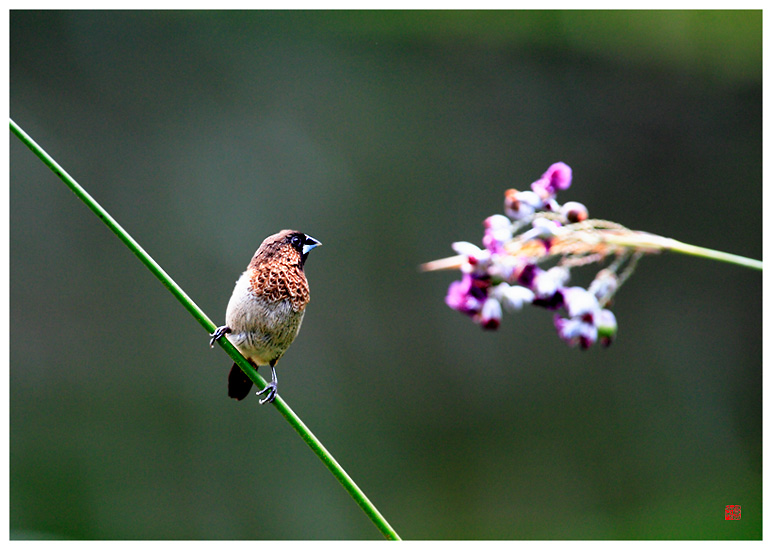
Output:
[303, 235, 322, 255]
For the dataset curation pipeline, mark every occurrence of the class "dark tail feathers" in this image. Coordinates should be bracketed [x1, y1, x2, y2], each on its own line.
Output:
[228, 363, 254, 400]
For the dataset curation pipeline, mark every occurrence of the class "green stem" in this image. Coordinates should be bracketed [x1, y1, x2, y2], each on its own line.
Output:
[10, 118, 401, 541]
[596, 231, 762, 270]
[663, 238, 763, 270]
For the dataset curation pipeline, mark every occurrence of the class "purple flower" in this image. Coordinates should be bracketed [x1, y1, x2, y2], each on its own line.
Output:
[482, 214, 512, 253]
[553, 287, 613, 348]
[560, 286, 599, 318]
[531, 162, 573, 199]
[438, 162, 623, 345]
[520, 265, 568, 310]
[533, 266, 570, 299]
[445, 274, 485, 316]
[504, 189, 543, 220]
[560, 201, 588, 223]
[479, 298, 502, 330]
[491, 282, 534, 312]
[452, 241, 491, 275]
[554, 314, 598, 349]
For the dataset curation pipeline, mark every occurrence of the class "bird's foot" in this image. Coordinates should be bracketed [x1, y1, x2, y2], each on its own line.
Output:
[255, 382, 277, 405]
[210, 325, 231, 348]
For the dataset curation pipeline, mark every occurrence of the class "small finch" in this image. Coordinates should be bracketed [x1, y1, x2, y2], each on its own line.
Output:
[210, 230, 321, 404]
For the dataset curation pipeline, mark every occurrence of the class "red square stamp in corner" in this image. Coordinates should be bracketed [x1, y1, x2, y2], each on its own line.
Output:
[725, 505, 741, 520]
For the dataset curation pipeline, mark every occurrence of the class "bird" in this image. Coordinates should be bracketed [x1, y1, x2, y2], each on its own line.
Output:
[210, 230, 321, 404]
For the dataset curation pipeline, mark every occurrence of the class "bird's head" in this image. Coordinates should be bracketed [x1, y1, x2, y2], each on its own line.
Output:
[251, 230, 322, 269]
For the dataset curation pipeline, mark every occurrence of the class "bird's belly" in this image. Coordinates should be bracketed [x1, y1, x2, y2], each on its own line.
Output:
[225, 296, 305, 366]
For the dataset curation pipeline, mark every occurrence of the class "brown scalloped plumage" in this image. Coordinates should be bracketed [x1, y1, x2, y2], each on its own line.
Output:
[248, 231, 310, 312]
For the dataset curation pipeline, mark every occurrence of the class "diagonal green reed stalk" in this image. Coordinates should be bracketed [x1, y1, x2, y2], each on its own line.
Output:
[10, 118, 401, 541]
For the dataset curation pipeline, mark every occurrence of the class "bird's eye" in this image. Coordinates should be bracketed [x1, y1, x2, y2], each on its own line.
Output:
[291, 235, 303, 248]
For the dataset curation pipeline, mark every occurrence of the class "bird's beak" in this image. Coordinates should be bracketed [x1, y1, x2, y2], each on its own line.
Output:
[303, 235, 322, 255]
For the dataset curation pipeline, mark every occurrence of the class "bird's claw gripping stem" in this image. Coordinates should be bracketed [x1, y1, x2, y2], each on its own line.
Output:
[255, 365, 279, 404]
[256, 383, 278, 405]
[210, 325, 231, 348]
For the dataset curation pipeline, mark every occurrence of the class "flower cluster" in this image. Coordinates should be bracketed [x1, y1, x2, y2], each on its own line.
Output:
[440, 162, 621, 349]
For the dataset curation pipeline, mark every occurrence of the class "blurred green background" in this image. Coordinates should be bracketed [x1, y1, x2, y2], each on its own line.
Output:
[10, 10, 761, 540]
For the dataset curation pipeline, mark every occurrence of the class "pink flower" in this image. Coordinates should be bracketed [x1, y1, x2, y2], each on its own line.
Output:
[531, 162, 572, 199]
[504, 189, 543, 220]
[553, 287, 616, 348]
[482, 214, 512, 253]
[452, 241, 491, 275]
[439, 162, 623, 347]
[445, 273, 488, 317]
[554, 315, 597, 349]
